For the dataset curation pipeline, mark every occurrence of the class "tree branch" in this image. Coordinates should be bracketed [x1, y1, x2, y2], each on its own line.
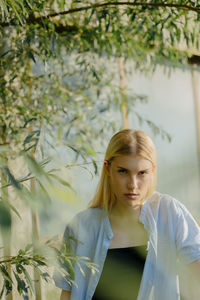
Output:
[0, 160, 102, 189]
[0, 255, 44, 265]
[1, 1, 199, 27]
[45, 1, 200, 19]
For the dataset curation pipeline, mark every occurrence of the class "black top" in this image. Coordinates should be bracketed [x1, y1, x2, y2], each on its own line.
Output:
[92, 245, 147, 300]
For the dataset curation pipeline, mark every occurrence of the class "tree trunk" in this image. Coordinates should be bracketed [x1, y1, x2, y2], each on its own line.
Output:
[191, 66, 200, 173]
[1, 157, 12, 300]
[31, 179, 42, 300]
[27, 60, 42, 300]
[118, 56, 129, 129]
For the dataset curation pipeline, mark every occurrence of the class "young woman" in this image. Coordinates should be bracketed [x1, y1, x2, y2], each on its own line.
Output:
[54, 129, 200, 300]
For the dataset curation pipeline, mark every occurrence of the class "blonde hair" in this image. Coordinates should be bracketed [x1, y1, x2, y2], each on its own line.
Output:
[89, 129, 157, 212]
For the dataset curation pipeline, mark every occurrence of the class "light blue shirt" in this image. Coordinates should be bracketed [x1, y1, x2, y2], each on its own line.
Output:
[54, 192, 200, 300]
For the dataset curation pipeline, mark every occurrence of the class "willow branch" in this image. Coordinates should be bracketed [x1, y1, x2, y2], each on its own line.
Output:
[0, 1, 199, 27]
[45, 1, 200, 19]
[0, 160, 102, 189]
[0, 255, 44, 265]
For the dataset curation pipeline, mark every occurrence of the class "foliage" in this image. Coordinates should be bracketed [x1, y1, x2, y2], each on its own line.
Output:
[0, 244, 48, 299]
[0, 0, 200, 298]
[1, 1, 200, 63]
[0, 237, 98, 299]
[1, 0, 194, 162]
[0, 151, 99, 298]
[0, 1, 199, 159]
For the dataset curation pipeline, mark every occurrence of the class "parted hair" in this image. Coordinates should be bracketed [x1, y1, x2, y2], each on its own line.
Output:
[89, 129, 157, 212]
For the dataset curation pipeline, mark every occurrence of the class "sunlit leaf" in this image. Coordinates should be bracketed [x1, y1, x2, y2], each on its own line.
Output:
[24, 154, 45, 178]
[48, 174, 74, 191]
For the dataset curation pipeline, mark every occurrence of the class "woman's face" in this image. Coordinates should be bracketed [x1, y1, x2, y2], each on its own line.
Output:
[106, 155, 154, 209]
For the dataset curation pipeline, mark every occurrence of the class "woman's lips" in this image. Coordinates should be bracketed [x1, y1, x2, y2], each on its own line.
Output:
[124, 193, 139, 199]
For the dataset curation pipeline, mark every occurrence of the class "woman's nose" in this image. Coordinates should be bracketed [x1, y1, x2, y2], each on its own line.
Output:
[127, 175, 138, 189]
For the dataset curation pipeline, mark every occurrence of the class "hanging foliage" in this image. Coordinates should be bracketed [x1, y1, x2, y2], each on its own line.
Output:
[0, 0, 199, 298]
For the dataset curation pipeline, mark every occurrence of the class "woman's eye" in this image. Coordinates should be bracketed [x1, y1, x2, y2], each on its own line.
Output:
[118, 169, 127, 174]
[138, 171, 146, 175]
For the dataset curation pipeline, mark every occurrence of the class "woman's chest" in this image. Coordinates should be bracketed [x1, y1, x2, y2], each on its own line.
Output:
[109, 223, 148, 249]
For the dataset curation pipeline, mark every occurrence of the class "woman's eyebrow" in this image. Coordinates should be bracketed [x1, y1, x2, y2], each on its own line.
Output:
[117, 166, 128, 170]
[117, 166, 151, 171]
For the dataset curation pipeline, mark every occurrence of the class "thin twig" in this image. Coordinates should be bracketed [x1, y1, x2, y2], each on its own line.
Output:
[0, 255, 44, 265]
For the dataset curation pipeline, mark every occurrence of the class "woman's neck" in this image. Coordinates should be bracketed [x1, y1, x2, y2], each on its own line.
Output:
[110, 203, 142, 222]
[108, 203, 148, 248]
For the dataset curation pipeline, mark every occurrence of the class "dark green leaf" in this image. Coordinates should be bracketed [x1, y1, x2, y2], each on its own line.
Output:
[0, 201, 11, 229]
[23, 130, 40, 146]
[0, 265, 12, 284]
[3, 167, 21, 190]
[23, 118, 37, 128]
[92, 160, 98, 175]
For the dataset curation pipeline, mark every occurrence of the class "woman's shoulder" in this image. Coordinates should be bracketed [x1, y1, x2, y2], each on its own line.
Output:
[67, 207, 107, 229]
[144, 191, 188, 215]
[75, 207, 106, 219]
[141, 192, 194, 229]
[145, 192, 196, 224]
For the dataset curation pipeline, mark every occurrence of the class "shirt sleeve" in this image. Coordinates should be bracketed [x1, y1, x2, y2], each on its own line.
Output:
[53, 220, 78, 291]
[175, 200, 200, 264]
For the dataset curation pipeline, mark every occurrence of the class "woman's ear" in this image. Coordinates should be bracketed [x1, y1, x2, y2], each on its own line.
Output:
[104, 160, 110, 176]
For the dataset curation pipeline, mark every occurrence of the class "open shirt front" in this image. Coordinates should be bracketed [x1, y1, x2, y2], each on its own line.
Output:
[54, 192, 200, 300]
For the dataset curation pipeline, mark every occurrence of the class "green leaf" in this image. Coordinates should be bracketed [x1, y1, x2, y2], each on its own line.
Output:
[0, 282, 5, 298]
[16, 264, 23, 274]
[8, 0, 24, 25]
[67, 145, 80, 154]
[18, 249, 26, 256]
[3, 167, 21, 190]
[0, 201, 11, 229]
[84, 144, 96, 157]
[23, 117, 37, 128]
[14, 271, 28, 296]
[0, 265, 13, 284]
[48, 174, 74, 190]
[4, 201, 21, 220]
[40, 272, 50, 282]
[21, 266, 34, 294]
[92, 160, 98, 175]
[14, 272, 24, 295]
[28, 51, 36, 63]
[32, 257, 46, 266]
[23, 130, 40, 146]
[24, 154, 45, 178]
[37, 180, 51, 203]
[61, 257, 75, 280]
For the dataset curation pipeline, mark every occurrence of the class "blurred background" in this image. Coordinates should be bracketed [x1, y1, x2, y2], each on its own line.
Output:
[0, 1, 200, 299]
